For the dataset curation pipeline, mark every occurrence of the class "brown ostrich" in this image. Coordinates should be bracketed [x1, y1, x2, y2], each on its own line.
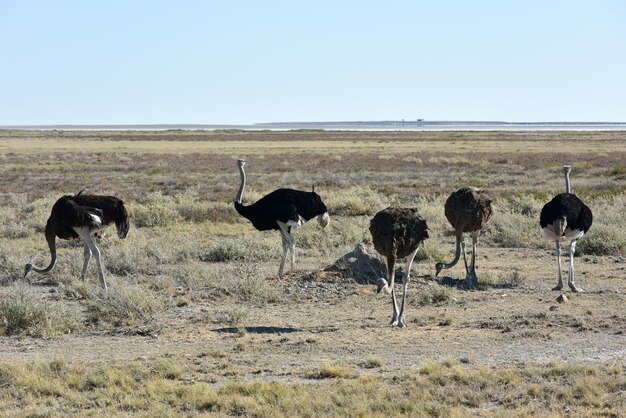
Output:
[435, 187, 493, 287]
[369, 207, 429, 328]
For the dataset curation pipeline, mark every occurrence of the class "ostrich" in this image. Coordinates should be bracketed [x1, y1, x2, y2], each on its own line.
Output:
[540, 165, 592, 292]
[233, 159, 330, 278]
[24, 191, 129, 290]
[435, 187, 493, 287]
[369, 207, 429, 328]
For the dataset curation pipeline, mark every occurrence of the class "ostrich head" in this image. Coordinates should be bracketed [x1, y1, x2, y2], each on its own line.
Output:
[318, 212, 330, 228]
[311, 192, 330, 228]
[376, 277, 391, 294]
[115, 201, 130, 239]
[435, 262, 444, 277]
[24, 263, 33, 278]
[237, 158, 246, 168]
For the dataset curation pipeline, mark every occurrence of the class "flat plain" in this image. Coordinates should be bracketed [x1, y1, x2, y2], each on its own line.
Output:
[0, 129, 625, 416]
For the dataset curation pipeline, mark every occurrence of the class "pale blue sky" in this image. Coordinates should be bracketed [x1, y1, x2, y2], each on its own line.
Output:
[1, 1, 625, 124]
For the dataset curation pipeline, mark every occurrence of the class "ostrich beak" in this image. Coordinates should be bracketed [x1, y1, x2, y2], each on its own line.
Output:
[318, 212, 330, 229]
[117, 221, 129, 239]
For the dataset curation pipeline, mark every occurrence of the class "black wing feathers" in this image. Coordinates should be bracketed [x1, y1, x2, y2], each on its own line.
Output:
[235, 188, 327, 231]
[540, 193, 592, 233]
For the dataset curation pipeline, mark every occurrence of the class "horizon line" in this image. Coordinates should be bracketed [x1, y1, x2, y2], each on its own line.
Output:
[2, 120, 626, 129]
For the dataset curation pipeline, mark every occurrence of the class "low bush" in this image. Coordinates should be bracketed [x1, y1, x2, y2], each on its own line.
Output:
[576, 225, 626, 256]
[87, 284, 164, 327]
[0, 286, 82, 336]
[130, 203, 182, 228]
[201, 241, 248, 262]
[414, 285, 452, 306]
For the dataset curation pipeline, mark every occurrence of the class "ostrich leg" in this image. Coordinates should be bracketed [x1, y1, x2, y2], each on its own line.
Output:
[278, 230, 289, 278]
[74, 227, 108, 290]
[553, 240, 564, 291]
[80, 244, 92, 281]
[378, 255, 398, 325]
[460, 237, 472, 285]
[289, 234, 296, 272]
[396, 246, 420, 328]
[466, 232, 479, 287]
[567, 239, 582, 292]
[277, 221, 295, 278]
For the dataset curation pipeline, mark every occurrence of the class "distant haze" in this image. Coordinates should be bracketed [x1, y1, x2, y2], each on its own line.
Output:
[2, 121, 626, 131]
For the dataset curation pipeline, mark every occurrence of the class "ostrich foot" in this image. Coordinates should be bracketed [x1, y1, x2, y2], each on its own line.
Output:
[465, 272, 478, 288]
[552, 283, 564, 291]
[568, 283, 583, 293]
[390, 317, 398, 326]
[397, 317, 407, 328]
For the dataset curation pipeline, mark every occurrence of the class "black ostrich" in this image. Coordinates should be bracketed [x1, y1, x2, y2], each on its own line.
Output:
[369, 207, 429, 328]
[540, 165, 592, 292]
[24, 191, 129, 290]
[435, 187, 493, 287]
[233, 159, 330, 278]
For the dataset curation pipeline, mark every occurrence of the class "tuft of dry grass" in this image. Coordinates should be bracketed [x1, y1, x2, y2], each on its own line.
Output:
[0, 357, 623, 416]
[86, 284, 164, 327]
[308, 363, 353, 379]
[0, 286, 82, 336]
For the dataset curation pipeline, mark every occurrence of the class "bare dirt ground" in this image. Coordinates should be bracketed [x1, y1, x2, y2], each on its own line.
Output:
[2, 246, 624, 386]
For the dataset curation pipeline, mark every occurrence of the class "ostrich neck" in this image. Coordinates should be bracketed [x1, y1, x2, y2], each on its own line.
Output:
[564, 172, 571, 193]
[32, 231, 57, 273]
[441, 231, 463, 270]
[235, 165, 246, 204]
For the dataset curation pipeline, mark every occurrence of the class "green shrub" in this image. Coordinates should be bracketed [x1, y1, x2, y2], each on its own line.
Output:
[415, 285, 452, 306]
[2, 223, 32, 239]
[130, 203, 182, 228]
[483, 211, 542, 248]
[214, 307, 249, 326]
[0, 286, 83, 336]
[232, 264, 282, 303]
[87, 285, 163, 327]
[177, 201, 238, 224]
[576, 225, 626, 256]
[201, 241, 247, 262]
[325, 186, 389, 216]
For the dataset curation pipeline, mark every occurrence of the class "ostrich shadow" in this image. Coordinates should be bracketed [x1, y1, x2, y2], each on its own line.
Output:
[214, 325, 339, 334]
[432, 275, 517, 291]
[215, 326, 299, 334]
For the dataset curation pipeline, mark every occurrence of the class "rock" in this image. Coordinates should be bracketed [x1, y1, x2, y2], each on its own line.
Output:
[556, 294, 568, 303]
[326, 243, 387, 284]
[549, 305, 559, 311]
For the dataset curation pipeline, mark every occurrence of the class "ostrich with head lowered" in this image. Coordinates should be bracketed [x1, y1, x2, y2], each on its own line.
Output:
[233, 159, 330, 278]
[540, 165, 592, 292]
[24, 191, 129, 290]
[435, 187, 493, 287]
[370, 207, 429, 328]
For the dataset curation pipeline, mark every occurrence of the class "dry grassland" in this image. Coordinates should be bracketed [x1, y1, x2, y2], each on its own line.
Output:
[0, 129, 625, 416]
